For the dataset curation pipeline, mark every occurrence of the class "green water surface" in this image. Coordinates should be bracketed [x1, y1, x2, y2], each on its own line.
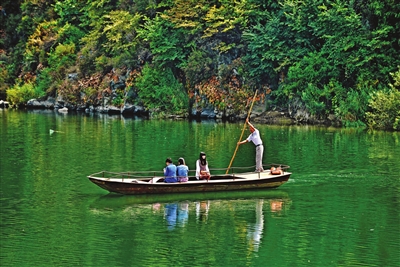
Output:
[1, 109, 399, 267]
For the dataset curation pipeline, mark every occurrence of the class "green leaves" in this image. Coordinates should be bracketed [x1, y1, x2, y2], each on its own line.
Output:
[137, 16, 188, 68]
[203, 0, 250, 38]
[6, 82, 45, 106]
[259, 0, 400, 127]
[81, 10, 141, 56]
[2, 0, 400, 127]
[102, 11, 141, 54]
[366, 68, 400, 130]
[135, 64, 189, 115]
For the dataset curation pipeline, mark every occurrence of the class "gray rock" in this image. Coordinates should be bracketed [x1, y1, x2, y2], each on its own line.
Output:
[26, 98, 55, 109]
[108, 105, 121, 114]
[0, 100, 9, 108]
[67, 73, 78, 81]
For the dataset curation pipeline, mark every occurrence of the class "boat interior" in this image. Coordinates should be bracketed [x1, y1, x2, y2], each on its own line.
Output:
[89, 164, 290, 184]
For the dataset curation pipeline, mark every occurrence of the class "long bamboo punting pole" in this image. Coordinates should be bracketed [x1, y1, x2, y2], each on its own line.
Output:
[226, 90, 258, 174]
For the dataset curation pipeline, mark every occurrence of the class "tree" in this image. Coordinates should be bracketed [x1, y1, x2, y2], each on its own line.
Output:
[135, 64, 189, 115]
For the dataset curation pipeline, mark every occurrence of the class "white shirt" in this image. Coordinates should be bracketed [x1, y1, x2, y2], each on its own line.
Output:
[246, 129, 263, 146]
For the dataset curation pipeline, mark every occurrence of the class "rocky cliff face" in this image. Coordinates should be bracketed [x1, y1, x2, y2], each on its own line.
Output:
[17, 66, 340, 126]
[22, 94, 340, 126]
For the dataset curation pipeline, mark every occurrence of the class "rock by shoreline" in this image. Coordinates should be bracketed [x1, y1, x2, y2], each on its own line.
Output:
[3, 97, 341, 127]
[0, 100, 9, 108]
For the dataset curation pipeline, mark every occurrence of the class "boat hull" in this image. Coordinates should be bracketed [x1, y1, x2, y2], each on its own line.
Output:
[88, 172, 291, 195]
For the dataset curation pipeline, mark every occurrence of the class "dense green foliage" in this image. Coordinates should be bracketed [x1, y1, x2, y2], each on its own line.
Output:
[6, 82, 45, 105]
[135, 64, 188, 116]
[366, 68, 400, 130]
[0, 0, 399, 129]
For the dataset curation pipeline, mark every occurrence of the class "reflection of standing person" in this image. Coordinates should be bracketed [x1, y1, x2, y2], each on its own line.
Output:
[238, 118, 264, 172]
[163, 158, 177, 183]
[247, 199, 264, 252]
[196, 152, 210, 180]
[176, 157, 189, 182]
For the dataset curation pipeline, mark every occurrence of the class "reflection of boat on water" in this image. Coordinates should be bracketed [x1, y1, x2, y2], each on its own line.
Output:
[90, 188, 291, 211]
[87, 164, 291, 195]
[90, 194, 292, 249]
[89, 190, 292, 255]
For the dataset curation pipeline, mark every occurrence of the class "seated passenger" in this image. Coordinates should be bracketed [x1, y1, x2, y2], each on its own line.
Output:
[163, 158, 177, 183]
[176, 157, 189, 182]
[196, 152, 210, 180]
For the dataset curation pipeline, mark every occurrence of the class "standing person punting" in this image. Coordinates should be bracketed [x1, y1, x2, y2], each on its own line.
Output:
[237, 118, 264, 172]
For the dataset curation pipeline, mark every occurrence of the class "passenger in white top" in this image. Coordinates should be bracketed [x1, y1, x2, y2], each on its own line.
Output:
[237, 118, 264, 172]
[196, 152, 210, 180]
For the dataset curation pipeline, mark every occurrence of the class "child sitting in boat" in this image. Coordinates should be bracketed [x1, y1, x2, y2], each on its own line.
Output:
[164, 158, 178, 183]
[176, 157, 189, 182]
[196, 152, 210, 180]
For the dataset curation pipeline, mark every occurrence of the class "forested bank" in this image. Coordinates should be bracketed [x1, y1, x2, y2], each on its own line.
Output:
[0, 0, 399, 130]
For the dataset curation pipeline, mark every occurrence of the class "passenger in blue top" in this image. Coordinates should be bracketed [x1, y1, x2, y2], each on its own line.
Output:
[176, 157, 189, 182]
[163, 158, 177, 183]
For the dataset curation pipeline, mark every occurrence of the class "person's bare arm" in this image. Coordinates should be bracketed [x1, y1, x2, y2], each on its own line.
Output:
[238, 139, 248, 145]
[246, 118, 255, 130]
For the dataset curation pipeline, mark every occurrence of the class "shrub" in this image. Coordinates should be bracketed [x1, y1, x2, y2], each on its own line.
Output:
[135, 64, 188, 115]
[48, 43, 76, 72]
[366, 89, 400, 130]
[35, 68, 54, 94]
[366, 68, 400, 131]
[6, 82, 45, 106]
[0, 62, 9, 99]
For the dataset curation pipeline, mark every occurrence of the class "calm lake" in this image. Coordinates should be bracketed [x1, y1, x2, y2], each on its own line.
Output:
[1, 109, 399, 267]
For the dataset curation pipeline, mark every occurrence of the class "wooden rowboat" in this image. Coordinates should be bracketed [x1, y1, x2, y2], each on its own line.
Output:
[88, 164, 291, 195]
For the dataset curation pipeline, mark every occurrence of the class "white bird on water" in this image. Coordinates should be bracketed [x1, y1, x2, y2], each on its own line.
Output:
[49, 129, 63, 135]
